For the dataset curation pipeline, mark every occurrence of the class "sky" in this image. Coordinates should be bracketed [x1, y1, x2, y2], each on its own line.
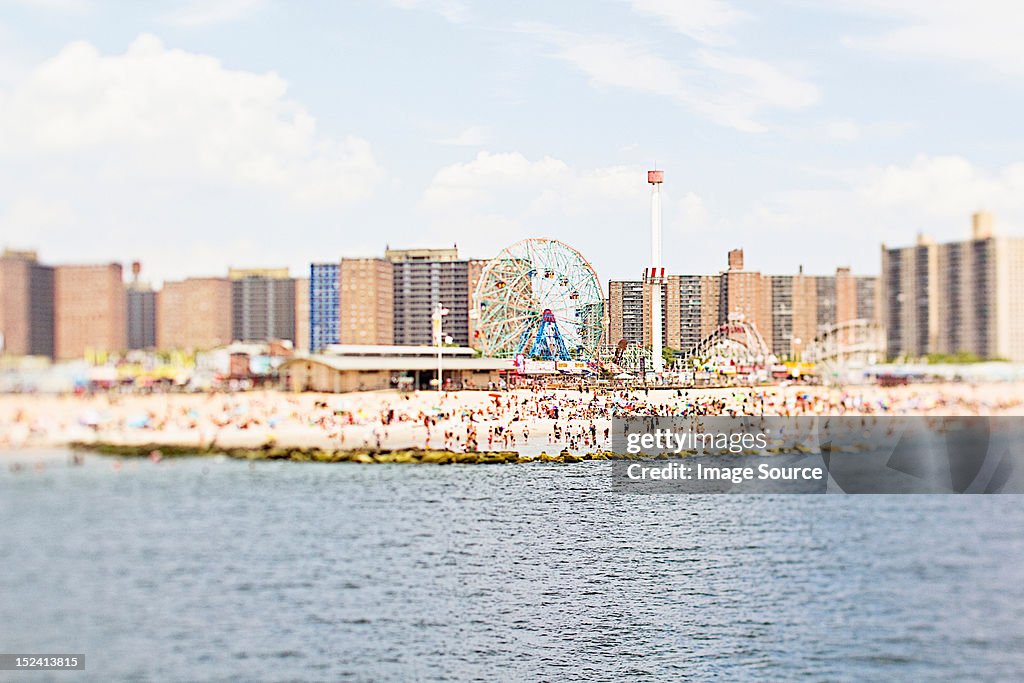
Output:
[1, 0, 1023, 286]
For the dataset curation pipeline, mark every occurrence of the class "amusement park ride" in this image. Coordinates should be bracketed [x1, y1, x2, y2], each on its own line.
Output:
[521, 309, 572, 361]
[470, 170, 878, 382]
[472, 171, 667, 376]
[473, 238, 604, 362]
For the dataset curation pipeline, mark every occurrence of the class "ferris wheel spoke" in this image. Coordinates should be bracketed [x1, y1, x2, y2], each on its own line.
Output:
[474, 238, 604, 359]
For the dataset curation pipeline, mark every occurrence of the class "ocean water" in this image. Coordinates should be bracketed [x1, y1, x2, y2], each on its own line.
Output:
[1, 450, 1023, 681]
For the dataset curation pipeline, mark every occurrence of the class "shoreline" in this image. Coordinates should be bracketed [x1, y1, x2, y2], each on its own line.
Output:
[70, 441, 606, 464]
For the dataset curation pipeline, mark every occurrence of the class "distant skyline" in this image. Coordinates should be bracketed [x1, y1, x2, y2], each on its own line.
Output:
[1, 0, 1023, 285]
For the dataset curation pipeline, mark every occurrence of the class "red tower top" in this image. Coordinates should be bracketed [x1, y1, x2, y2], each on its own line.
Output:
[647, 170, 663, 184]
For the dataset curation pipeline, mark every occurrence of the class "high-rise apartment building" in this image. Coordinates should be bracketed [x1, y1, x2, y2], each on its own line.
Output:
[609, 275, 720, 352]
[309, 263, 340, 352]
[340, 258, 393, 346]
[770, 275, 793, 357]
[670, 275, 704, 352]
[609, 249, 879, 360]
[768, 266, 876, 358]
[157, 278, 232, 351]
[882, 234, 940, 358]
[127, 287, 157, 350]
[719, 249, 773, 351]
[294, 277, 309, 352]
[642, 281, 668, 349]
[388, 247, 470, 346]
[229, 268, 296, 344]
[125, 261, 156, 351]
[309, 259, 394, 351]
[54, 264, 125, 360]
[608, 280, 645, 345]
[0, 250, 54, 357]
[856, 277, 881, 324]
[882, 212, 1024, 361]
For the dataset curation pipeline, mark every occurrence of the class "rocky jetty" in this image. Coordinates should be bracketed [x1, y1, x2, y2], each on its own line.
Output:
[69, 441, 646, 465]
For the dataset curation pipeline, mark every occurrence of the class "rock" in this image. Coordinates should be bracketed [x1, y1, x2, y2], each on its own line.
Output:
[288, 448, 311, 461]
[389, 450, 418, 464]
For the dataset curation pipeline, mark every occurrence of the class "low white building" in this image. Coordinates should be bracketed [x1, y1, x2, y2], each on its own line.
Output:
[280, 345, 512, 392]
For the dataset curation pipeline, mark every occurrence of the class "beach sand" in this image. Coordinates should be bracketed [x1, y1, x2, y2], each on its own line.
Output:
[2, 382, 1023, 455]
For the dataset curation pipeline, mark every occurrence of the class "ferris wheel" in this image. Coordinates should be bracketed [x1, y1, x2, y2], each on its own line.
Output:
[474, 238, 604, 360]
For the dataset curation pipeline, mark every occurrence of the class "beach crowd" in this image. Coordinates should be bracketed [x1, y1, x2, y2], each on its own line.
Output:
[2, 382, 1023, 454]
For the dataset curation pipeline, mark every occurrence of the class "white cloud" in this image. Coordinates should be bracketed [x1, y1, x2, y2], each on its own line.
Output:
[556, 35, 690, 98]
[695, 49, 817, 110]
[629, 0, 748, 46]
[0, 34, 384, 204]
[422, 151, 570, 210]
[521, 24, 819, 132]
[437, 125, 489, 146]
[858, 155, 1024, 221]
[419, 151, 650, 261]
[676, 192, 709, 230]
[715, 155, 1024, 275]
[161, 0, 266, 27]
[838, 0, 1024, 78]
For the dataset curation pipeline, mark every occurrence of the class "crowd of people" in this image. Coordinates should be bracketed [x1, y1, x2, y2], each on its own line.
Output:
[2, 382, 1023, 454]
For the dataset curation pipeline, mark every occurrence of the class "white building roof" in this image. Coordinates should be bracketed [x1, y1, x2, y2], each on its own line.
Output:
[319, 344, 477, 358]
[283, 353, 512, 372]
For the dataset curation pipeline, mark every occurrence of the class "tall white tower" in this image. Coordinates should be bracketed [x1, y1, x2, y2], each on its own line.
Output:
[648, 169, 664, 373]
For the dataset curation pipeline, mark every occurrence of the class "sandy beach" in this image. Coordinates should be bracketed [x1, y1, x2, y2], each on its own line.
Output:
[3, 382, 1024, 456]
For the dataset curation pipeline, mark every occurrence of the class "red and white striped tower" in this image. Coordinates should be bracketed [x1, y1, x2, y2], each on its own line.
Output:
[648, 169, 664, 373]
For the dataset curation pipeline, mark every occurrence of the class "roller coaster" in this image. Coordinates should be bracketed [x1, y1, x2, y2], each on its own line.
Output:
[678, 315, 774, 369]
[802, 319, 886, 367]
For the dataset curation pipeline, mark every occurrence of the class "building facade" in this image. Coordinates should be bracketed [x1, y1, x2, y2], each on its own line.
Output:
[719, 249, 773, 351]
[389, 248, 471, 347]
[608, 249, 881, 360]
[340, 258, 393, 346]
[0, 250, 54, 357]
[230, 270, 296, 344]
[608, 280, 644, 345]
[309, 263, 340, 352]
[126, 286, 157, 350]
[882, 213, 1024, 361]
[294, 277, 309, 352]
[54, 264, 125, 360]
[157, 278, 232, 351]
